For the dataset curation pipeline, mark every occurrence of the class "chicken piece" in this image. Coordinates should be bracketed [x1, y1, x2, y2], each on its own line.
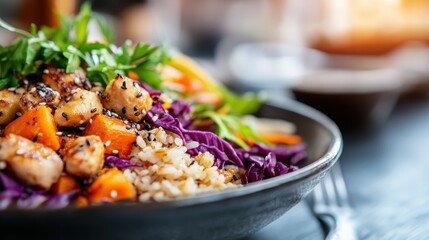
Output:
[64, 136, 105, 178]
[0, 88, 25, 125]
[102, 74, 152, 122]
[19, 85, 60, 112]
[42, 67, 92, 94]
[54, 88, 103, 127]
[0, 134, 63, 189]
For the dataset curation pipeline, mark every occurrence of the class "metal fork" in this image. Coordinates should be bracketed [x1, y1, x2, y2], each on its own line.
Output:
[311, 162, 358, 240]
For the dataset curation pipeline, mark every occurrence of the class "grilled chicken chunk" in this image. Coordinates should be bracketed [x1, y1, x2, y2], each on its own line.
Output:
[0, 134, 63, 190]
[54, 88, 102, 127]
[102, 74, 152, 122]
[42, 67, 92, 94]
[0, 88, 25, 125]
[64, 136, 105, 178]
[19, 85, 60, 112]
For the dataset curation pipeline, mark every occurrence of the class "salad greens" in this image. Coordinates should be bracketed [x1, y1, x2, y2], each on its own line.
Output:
[0, 3, 167, 90]
[0, 2, 264, 147]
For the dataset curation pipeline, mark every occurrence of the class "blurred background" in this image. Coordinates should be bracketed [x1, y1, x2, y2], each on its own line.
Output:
[1, 0, 429, 129]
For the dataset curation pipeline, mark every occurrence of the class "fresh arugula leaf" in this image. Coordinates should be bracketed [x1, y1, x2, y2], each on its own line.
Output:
[218, 85, 265, 116]
[0, 19, 32, 37]
[95, 15, 115, 43]
[0, 78, 9, 89]
[75, 2, 91, 45]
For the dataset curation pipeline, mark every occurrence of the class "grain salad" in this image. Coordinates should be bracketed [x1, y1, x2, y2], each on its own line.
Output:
[0, 4, 306, 209]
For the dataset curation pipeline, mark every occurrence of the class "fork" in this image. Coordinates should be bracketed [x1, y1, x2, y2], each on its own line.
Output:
[311, 162, 359, 240]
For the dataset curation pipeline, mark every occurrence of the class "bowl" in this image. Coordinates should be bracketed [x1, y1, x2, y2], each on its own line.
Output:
[0, 100, 342, 240]
[225, 42, 325, 89]
[292, 68, 402, 129]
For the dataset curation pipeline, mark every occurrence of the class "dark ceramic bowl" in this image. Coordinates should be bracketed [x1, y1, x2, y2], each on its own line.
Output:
[0, 100, 342, 240]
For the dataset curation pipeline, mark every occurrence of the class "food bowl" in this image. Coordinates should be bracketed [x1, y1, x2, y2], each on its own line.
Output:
[292, 67, 402, 129]
[0, 100, 342, 240]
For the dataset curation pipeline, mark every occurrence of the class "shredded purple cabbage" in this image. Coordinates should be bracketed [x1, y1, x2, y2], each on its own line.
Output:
[104, 155, 143, 168]
[236, 143, 305, 184]
[168, 101, 193, 128]
[136, 80, 161, 96]
[145, 103, 307, 183]
[0, 171, 78, 209]
[146, 103, 244, 168]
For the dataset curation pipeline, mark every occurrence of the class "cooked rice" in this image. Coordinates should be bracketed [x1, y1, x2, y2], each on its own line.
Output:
[124, 127, 241, 202]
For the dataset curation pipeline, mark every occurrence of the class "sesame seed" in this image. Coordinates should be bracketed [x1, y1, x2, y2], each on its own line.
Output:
[91, 108, 97, 113]
[121, 81, 127, 90]
[64, 96, 71, 102]
[133, 105, 138, 111]
[62, 112, 68, 119]
[39, 102, 47, 106]
[79, 127, 85, 131]
[30, 87, 36, 92]
[134, 112, 141, 117]
[33, 135, 39, 142]
[8, 87, 16, 92]
[104, 140, 111, 147]
[89, 119, 93, 124]
[16, 149, 25, 155]
[110, 190, 118, 198]
[85, 139, 91, 146]
[121, 107, 127, 114]
[16, 112, 22, 117]
[136, 92, 143, 98]
[112, 149, 119, 154]
[56, 132, 63, 136]
[0, 161, 6, 170]
[23, 80, 29, 85]
[74, 78, 81, 86]
[43, 69, 49, 74]
[38, 91, 46, 98]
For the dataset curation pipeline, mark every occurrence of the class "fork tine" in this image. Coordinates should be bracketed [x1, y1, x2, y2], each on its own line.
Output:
[312, 181, 325, 205]
[321, 170, 338, 206]
[331, 162, 350, 207]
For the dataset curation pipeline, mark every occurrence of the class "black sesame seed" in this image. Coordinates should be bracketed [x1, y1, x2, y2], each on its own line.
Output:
[121, 81, 127, 90]
[134, 112, 141, 117]
[62, 112, 68, 119]
[52, 105, 58, 110]
[233, 175, 238, 181]
[136, 92, 143, 98]
[133, 81, 137, 87]
[33, 135, 39, 142]
[126, 126, 132, 130]
[86, 139, 91, 146]
[64, 87, 69, 93]
[64, 96, 71, 102]
[190, 160, 195, 166]
[132, 141, 137, 147]
[153, 96, 159, 101]
[133, 105, 138, 111]
[122, 107, 127, 114]
[91, 108, 97, 113]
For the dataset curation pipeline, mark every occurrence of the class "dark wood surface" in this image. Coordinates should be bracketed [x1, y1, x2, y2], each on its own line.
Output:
[244, 97, 429, 240]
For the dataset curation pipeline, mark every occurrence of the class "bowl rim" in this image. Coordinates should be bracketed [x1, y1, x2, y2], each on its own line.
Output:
[2, 100, 343, 213]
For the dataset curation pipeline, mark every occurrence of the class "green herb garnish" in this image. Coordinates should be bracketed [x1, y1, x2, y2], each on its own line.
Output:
[0, 2, 167, 90]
